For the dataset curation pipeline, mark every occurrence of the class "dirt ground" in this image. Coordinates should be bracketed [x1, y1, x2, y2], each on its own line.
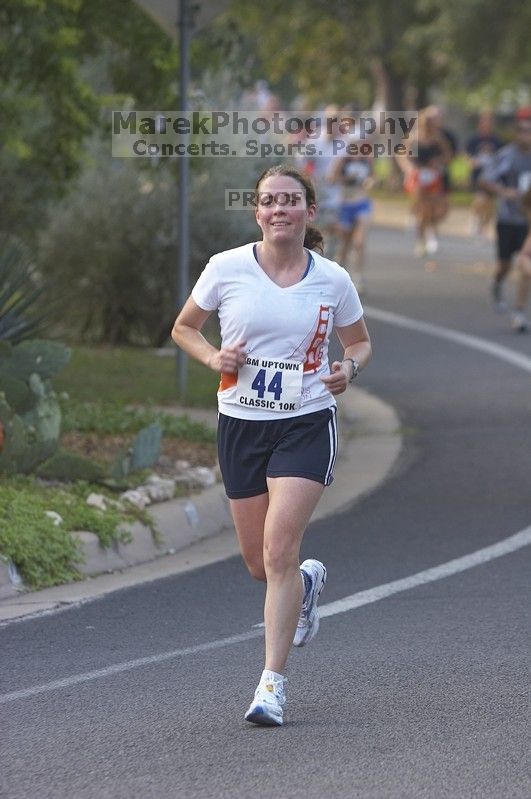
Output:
[61, 432, 218, 471]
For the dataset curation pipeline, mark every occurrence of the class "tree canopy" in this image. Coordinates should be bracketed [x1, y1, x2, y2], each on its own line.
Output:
[0, 0, 177, 239]
[226, 0, 530, 110]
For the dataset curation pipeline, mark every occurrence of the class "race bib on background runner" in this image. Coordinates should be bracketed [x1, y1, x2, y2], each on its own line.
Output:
[418, 168, 439, 187]
[237, 356, 303, 412]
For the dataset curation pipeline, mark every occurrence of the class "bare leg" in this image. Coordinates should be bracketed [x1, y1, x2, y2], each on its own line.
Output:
[473, 192, 494, 233]
[352, 218, 369, 277]
[229, 493, 269, 581]
[434, 193, 449, 224]
[337, 226, 354, 267]
[495, 257, 512, 284]
[515, 252, 531, 311]
[229, 478, 325, 675]
[262, 476, 324, 674]
[416, 195, 430, 248]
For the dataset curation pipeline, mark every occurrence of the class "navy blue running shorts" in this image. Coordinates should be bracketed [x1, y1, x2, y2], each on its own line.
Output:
[217, 407, 338, 500]
[496, 222, 528, 261]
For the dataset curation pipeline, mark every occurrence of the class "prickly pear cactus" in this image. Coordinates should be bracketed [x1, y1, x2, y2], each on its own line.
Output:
[0, 339, 70, 382]
[109, 423, 162, 479]
[0, 396, 27, 473]
[0, 339, 70, 474]
[0, 372, 32, 412]
[130, 423, 162, 471]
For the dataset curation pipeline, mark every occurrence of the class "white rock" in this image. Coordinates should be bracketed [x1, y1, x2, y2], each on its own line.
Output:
[86, 493, 109, 512]
[189, 466, 216, 488]
[174, 459, 191, 473]
[120, 488, 151, 509]
[44, 510, 63, 526]
[86, 493, 124, 512]
[145, 474, 167, 486]
[143, 476, 176, 502]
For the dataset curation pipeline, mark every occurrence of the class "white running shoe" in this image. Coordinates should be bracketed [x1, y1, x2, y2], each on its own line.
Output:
[426, 235, 439, 254]
[293, 559, 327, 647]
[511, 311, 529, 333]
[244, 678, 286, 726]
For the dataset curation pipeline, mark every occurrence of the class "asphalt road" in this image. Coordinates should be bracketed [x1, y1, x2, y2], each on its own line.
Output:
[1, 226, 530, 799]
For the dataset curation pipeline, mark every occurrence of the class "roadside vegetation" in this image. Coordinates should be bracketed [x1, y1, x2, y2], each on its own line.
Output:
[1, 345, 219, 590]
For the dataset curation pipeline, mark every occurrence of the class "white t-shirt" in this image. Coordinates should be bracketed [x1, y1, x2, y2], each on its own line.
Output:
[192, 242, 364, 420]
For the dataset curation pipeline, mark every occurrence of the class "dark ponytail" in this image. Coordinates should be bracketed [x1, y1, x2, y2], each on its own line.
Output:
[303, 225, 324, 255]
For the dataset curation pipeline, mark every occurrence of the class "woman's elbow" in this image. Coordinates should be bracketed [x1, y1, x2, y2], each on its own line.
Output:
[171, 320, 185, 346]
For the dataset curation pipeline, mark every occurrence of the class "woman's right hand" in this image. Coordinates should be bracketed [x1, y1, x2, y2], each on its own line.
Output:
[209, 341, 247, 373]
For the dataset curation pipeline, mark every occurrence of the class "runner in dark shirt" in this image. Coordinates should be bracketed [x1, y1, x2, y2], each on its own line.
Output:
[466, 112, 503, 236]
[479, 108, 531, 312]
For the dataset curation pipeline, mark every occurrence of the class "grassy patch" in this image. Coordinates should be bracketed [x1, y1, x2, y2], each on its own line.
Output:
[1, 345, 220, 591]
[61, 400, 216, 442]
[0, 477, 155, 589]
[54, 345, 219, 407]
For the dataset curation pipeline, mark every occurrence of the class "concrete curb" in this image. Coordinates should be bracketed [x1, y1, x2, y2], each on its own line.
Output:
[0, 559, 23, 600]
[0, 386, 402, 622]
[71, 488, 233, 577]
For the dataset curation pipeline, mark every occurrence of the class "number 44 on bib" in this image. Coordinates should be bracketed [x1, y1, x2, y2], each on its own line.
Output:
[237, 357, 303, 411]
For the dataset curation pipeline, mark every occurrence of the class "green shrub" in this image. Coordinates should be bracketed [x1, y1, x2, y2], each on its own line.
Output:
[0, 478, 146, 588]
[36, 451, 106, 482]
[39, 138, 261, 346]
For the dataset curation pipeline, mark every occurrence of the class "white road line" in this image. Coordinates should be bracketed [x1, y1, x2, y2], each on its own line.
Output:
[0, 629, 263, 705]
[364, 305, 531, 374]
[2, 526, 530, 706]
[319, 526, 531, 618]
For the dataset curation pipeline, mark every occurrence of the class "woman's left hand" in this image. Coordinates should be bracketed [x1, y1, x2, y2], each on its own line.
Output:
[320, 361, 350, 395]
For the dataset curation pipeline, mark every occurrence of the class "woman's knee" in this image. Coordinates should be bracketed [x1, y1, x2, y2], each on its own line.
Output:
[263, 537, 299, 576]
[517, 253, 531, 278]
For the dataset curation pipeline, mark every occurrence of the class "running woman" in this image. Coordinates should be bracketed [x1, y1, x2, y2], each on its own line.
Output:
[172, 164, 371, 726]
[466, 111, 503, 236]
[511, 187, 531, 333]
[399, 107, 452, 256]
[331, 151, 374, 294]
[479, 107, 531, 312]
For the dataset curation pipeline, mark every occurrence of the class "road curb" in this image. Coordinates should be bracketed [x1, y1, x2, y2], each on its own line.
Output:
[0, 386, 402, 622]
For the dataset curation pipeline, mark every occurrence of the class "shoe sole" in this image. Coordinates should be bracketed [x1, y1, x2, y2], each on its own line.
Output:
[245, 706, 283, 726]
[293, 563, 327, 647]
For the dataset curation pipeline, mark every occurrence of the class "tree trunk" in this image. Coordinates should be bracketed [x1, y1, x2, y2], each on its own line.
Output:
[370, 57, 405, 110]
[370, 57, 407, 189]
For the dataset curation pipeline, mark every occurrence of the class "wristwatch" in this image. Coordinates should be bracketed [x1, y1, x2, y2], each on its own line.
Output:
[343, 358, 360, 382]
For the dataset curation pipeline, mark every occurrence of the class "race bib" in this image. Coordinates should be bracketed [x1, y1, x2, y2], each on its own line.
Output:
[418, 168, 438, 187]
[237, 356, 303, 412]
